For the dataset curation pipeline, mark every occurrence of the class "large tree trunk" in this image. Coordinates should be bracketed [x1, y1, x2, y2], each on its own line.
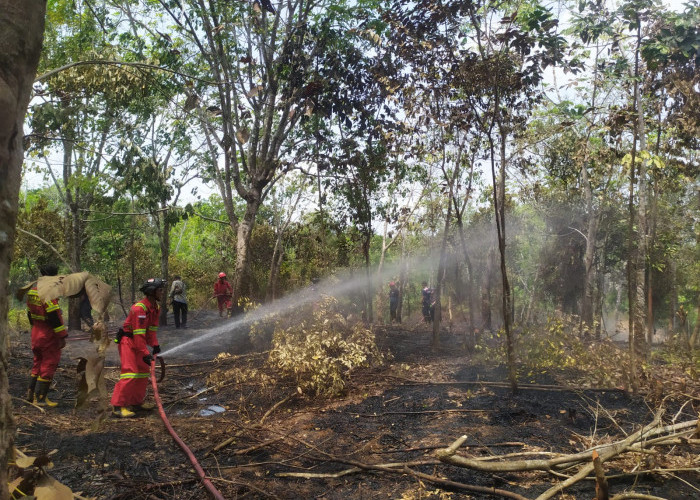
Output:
[232, 198, 261, 314]
[0, 2, 47, 497]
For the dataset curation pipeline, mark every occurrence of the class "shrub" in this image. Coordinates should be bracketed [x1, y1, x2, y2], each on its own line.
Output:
[268, 296, 384, 396]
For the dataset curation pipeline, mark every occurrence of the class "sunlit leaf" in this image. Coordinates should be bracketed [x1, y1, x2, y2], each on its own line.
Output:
[34, 473, 74, 500]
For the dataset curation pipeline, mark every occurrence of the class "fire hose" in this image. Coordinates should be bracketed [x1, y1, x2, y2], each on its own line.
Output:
[150, 358, 226, 500]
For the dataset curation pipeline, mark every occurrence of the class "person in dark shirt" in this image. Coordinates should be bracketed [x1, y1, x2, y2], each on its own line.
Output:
[421, 281, 434, 323]
[389, 281, 400, 323]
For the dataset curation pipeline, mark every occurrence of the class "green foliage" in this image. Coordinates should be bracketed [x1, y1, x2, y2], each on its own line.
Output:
[268, 296, 383, 396]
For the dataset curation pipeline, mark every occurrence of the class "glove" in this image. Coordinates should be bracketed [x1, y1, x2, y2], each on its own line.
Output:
[58, 338, 66, 349]
[143, 354, 154, 365]
[152, 345, 161, 355]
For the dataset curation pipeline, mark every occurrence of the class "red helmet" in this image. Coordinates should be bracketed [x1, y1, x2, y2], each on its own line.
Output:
[389, 281, 396, 287]
[218, 272, 227, 278]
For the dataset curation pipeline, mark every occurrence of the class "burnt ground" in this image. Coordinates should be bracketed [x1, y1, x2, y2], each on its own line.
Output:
[8, 311, 700, 500]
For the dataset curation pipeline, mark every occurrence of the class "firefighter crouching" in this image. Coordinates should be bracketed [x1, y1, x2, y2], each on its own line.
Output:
[111, 278, 164, 418]
[26, 264, 67, 407]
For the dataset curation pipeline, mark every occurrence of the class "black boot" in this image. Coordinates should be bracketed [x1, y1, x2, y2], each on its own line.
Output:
[34, 378, 58, 408]
[26, 374, 38, 402]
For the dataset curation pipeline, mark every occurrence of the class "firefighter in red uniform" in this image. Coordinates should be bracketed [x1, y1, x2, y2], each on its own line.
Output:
[111, 278, 164, 418]
[26, 264, 67, 407]
[213, 272, 233, 317]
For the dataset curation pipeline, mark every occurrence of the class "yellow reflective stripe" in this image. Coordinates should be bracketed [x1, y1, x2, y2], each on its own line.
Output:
[148, 326, 158, 332]
[30, 314, 46, 320]
[37, 376, 51, 382]
[53, 325, 66, 333]
[45, 303, 60, 313]
[135, 303, 148, 311]
[133, 329, 147, 335]
[119, 372, 149, 379]
[28, 290, 39, 296]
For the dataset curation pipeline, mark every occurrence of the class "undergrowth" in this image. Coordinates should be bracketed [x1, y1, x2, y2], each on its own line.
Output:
[267, 296, 384, 396]
[478, 315, 632, 388]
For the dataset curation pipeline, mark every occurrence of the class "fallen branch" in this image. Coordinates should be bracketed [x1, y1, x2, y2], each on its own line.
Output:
[260, 392, 296, 424]
[374, 441, 526, 454]
[435, 409, 699, 500]
[351, 408, 490, 417]
[11, 396, 46, 413]
[386, 375, 628, 393]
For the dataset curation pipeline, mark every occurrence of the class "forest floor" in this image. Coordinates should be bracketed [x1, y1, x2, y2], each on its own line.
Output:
[8, 310, 700, 500]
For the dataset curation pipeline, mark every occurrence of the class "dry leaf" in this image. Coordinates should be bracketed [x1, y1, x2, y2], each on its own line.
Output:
[34, 473, 74, 500]
[37, 272, 90, 302]
[15, 455, 36, 468]
[236, 129, 250, 144]
[183, 93, 199, 112]
[84, 276, 112, 314]
[246, 85, 263, 98]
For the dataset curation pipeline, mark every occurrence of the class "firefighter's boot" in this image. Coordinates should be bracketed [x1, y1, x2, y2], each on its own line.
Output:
[112, 406, 136, 418]
[34, 378, 58, 408]
[131, 402, 154, 411]
[26, 374, 38, 402]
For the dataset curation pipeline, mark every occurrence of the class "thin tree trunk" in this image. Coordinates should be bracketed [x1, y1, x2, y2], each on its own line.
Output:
[397, 232, 407, 323]
[0, 2, 47, 495]
[633, 18, 649, 357]
[669, 260, 677, 332]
[363, 232, 373, 323]
[580, 161, 599, 339]
[156, 209, 170, 325]
[490, 116, 516, 392]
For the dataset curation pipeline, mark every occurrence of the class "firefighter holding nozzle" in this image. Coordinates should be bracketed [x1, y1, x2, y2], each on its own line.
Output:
[111, 278, 164, 418]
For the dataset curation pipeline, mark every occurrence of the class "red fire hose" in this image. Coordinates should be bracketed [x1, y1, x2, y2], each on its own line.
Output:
[150, 359, 226, 500]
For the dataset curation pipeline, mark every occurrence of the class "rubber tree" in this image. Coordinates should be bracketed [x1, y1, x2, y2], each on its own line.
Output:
[0, 1, 47, 495]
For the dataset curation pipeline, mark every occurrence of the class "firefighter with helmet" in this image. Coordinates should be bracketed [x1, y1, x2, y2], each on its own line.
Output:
[111, 278, 164, 418]
[214, 272, 233, 318]
[26, 264, 67, 407]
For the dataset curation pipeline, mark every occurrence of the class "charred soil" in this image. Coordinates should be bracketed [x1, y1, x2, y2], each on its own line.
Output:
[8, 313, 700, 499]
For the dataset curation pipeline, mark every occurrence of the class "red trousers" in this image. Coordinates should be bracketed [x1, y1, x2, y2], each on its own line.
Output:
[31, 340, 62, 379]
[217, 296, 231, 313]
[110, 337, 150, 407]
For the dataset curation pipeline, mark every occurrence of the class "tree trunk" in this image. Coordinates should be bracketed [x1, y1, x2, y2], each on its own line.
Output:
[433, 189, 454, 346]
[232, 198, 261, 314]
[580, 161, 599, 339]
[397, 232, 407, 323]
[0, 1, 47, 496]
[633, 19, 649, 357]
[156, 209, 170, 325]
[490, 121, 517, 393]
[362, 232, 373, 323]
[669, 260, 677, 332]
